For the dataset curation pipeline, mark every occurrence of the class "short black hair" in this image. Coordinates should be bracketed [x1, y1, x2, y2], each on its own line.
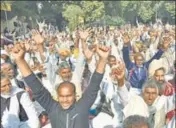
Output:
[39, 111, 48, 118]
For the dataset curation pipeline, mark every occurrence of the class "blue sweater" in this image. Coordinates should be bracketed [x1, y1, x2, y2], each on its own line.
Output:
[122, 46, 164, 89]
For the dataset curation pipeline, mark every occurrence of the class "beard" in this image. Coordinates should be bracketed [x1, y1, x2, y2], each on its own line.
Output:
[156, 81, 165, 95]
[62, 77, 72, 82]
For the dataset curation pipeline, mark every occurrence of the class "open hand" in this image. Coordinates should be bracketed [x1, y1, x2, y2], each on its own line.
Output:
[31, 30, 44, 44]
[79, 28, 91, 41]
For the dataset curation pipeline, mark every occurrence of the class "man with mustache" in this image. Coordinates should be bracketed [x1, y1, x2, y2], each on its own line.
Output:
[10, 42, 110, 128]
[153, 67, 174, 96]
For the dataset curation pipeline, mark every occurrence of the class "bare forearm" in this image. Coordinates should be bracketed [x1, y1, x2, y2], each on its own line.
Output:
[96, 59, 106, 74]
[38, 44, 46, 63]
[74, 38, 80, 48]
[15, 59, 32, 77]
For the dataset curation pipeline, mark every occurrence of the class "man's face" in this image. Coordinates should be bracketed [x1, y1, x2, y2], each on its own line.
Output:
[143, 87, 158, 105]
[154, 69, 165, 84]
[59, 68, 72, 81]
[2, 64, 14, 78]
[135, 55, 143, 67]
[57, 84, 75, 109]
[108, 57, 116, 68]
[1, 54, 8, 61]
[131, 124, 149, 128]
[1, 78, 11, 95]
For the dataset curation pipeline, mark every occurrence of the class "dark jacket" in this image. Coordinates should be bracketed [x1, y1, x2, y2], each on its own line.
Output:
[15, 79, 26, 89]
[24, 71, 103, 128]
[122, 46, 164, 89]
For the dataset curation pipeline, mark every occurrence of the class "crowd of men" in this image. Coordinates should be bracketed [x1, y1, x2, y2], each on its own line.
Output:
[1, 20, 175, 128]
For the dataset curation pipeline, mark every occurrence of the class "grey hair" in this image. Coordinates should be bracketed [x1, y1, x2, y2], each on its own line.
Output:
[56, 61, 71, 73]
[142, 78, 159, 94]
[123, 115, 151, 128]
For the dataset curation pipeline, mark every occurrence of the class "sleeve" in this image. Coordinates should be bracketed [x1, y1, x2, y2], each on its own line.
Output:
[77, 71, 104, 111]
[153, 36, 160, 51]
[23, 73, 59, 113]
[74, 41, 86, 82]
[111, 42, 122, 61]
[145, 49, 164, 69]
[116, 84, 130, 107]
[88, 55, 96, 74]
[164, 94, 175, 114]
[155, 94, 175, 114]
[90, 90, 101, 109]
[122, 46, 133, 70]
[20, 92, 40, 128]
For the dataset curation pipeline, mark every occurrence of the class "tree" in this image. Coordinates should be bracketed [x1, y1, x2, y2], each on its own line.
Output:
[164, 2, 175, 19]
[62, 4, 83, 31]
[137, 2, 154, 23]
[62, 1, 105, 30]
[81, 1, 105, 24]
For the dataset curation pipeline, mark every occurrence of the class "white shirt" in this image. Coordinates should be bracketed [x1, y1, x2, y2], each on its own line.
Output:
[1, 87, 40, 128]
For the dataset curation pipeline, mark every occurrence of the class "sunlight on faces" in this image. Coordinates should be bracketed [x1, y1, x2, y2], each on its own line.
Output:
[134, 54, 144, 67]
[143, 88, 158, 105]
[154, 69, 165, 84]
[1, 78, 11, 95]
[57, 83, 76, 109]
[108, 55, 117, 68]
[59, 68, 72, 82]
[1, 63, 14, 79]
[1, 54, 8, 61]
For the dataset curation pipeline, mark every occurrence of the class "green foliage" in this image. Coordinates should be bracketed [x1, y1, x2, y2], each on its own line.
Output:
[62, 4, 83, 31]
[1, 1, 175, 30]
[81, 1, 105, 23]
[103, 15, 125, 26]
[62, 1, 105, 30]
[164, 2, 175, 19]
[11, 1, 38, 19]
[137, 2, 154, 22]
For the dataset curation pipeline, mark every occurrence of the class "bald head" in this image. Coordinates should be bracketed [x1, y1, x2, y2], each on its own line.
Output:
[57, 81, 76, 94]
[56, 81, 76, 109]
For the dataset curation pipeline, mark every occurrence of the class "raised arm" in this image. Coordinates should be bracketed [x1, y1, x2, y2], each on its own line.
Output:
[10, 43, 58, 113]
[122, 33, 133, 70]
[111, 61, 130, 107]
[145, 36, 171, 68]
[31, 30, 45, 63]
[77, 44, 110, 111]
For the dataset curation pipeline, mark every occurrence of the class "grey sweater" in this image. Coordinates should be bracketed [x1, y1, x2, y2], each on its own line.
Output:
[24, 71, 103, 128]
